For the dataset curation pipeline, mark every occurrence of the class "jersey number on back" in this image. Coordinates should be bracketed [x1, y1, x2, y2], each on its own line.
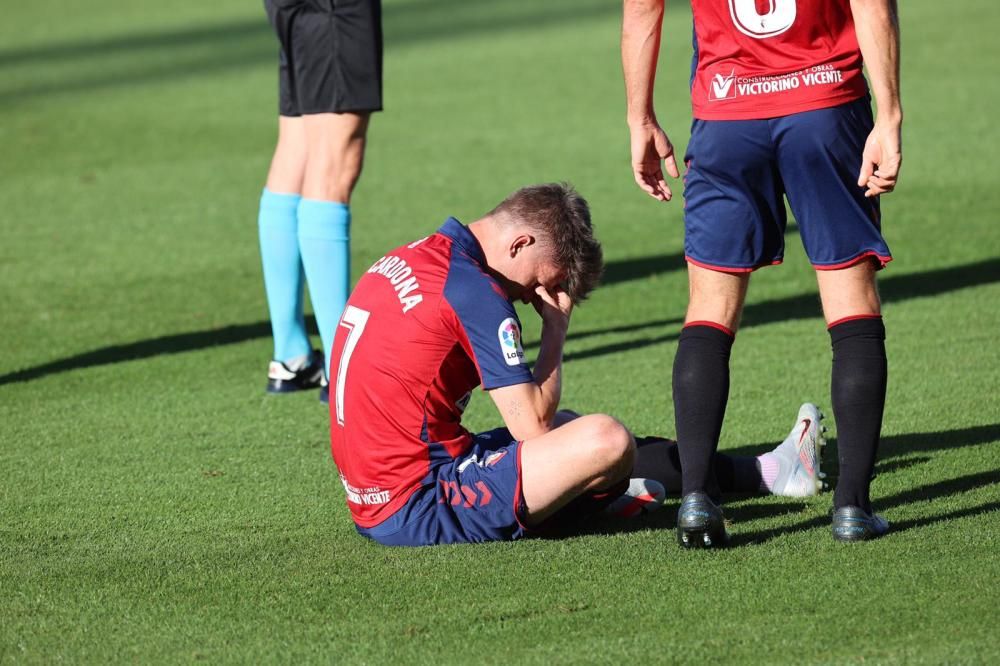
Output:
[335, 305, 370, 426]
[728, 0, 796, 39]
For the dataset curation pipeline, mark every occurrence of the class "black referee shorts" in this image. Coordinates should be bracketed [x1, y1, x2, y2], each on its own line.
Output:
[264, 0, 383, 116]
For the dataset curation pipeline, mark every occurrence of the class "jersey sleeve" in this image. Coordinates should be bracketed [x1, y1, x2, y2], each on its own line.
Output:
[442, 255, 534, 390]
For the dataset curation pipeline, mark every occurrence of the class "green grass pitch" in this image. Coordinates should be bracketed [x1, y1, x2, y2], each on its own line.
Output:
[2, 0, 999, 662]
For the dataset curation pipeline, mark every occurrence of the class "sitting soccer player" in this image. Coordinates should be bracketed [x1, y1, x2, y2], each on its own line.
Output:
[329, 184, 824, 546]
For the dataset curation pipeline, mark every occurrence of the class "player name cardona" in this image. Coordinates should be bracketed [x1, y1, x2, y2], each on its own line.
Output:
[366, 254, 424, 313]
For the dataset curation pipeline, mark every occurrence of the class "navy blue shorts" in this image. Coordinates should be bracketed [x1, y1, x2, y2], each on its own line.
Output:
[355, 428, 527, 546]
[683, 96, 891, 272]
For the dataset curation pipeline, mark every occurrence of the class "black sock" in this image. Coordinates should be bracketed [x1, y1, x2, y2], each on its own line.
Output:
[633, 436, 683, 493]
[672, 324, 734, 500]
[714, 453, 765, 494]
[633, 437, 762, 495]
[830, 316, 887, 512]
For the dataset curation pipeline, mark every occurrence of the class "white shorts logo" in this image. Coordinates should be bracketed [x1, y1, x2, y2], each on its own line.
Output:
[497, 317, 525, 366]
[729, 0, 797, 39]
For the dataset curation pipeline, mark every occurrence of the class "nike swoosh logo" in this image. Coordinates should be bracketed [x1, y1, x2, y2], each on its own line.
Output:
[797, 419, 815, 475]
[797, 419, 811, 446]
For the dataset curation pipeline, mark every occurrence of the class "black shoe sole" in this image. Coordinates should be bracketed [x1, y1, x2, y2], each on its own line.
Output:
[677, 524, 729, 549]
[831, 523, 888, 542]
[677, 493, 729, 549]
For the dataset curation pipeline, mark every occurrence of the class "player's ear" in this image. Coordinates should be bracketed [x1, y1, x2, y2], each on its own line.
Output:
[510, 233, 535, 258]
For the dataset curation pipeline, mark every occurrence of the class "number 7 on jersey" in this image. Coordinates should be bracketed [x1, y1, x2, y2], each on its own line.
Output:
[335, 305, 370, 425]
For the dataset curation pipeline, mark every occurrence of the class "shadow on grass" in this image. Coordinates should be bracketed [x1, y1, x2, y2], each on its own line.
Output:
[4, 258, 999, 386]
[879, 423, 1000, 459]
[549, 467, 1000, 543]
[0, 319, 297, 386]
[0, 0, 622, 104]
[731, 468, 1000, 546]
[523, 316, 684, 353]
[719, 424, 997, 496]
[560, 257, 1000, 363]
[874, 455, 933, 476]
[723, 423, 1000, 460]
[577, 223, 803, 290]
[601, 251, 686, 286]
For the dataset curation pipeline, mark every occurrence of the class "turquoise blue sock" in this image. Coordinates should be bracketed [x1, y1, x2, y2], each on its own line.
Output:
[297, 198, 350, 374]
[258, 189, 311, 363]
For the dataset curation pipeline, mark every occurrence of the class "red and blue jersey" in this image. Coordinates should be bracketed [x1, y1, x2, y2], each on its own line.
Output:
[690, 0, 868, 120]
[329, 218, 534, 528]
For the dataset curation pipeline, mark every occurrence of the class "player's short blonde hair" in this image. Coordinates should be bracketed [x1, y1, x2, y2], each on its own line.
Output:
[490, 183, 604, 302]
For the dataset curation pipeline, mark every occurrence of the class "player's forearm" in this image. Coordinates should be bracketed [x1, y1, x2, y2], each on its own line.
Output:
[622, 0, 665, 126]
[530, 319, 567, 428]
[534, 322, 567, 424]
[494, 345, 563, 442]
[851, 0, 902, 124]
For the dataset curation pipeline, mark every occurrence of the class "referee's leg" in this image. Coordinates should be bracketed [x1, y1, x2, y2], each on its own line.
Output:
[266, 116, 308, 194]
[298, 112, 370, 375]
[259, 116, 313, 371]
[301, 112, 370, 204]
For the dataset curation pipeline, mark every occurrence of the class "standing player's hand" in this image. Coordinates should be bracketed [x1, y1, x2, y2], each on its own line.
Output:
[629, 121, 680, 202]
[532, 285, 573, 327]
[858, 121, 902, 198]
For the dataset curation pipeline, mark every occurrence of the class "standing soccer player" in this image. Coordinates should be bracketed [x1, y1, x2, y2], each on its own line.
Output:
[622, 0, 902, 545]
[257, 0, 382, 402]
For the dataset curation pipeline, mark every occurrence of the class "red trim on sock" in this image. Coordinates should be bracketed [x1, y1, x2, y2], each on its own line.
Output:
[685, 255, 782, 274]
[827, 314, 882, 330]
[684, 320, 735, 338]
[814, 252, 893, 271]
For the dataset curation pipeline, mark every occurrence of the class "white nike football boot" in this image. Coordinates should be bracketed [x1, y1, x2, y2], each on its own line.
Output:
[767, 403, 826, 497]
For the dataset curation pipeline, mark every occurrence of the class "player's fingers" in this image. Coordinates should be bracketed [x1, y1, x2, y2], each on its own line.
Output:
[633, 170, 656, 197]
[664, 153, 681, 179]
[656, 178, 673, 201]
[867, 175, 895, 192]
[637, 170, 667, 201]
[534, 285, 558, 308]
[644, 166, 670, 201]
[866, 184, 894, 197]
[551, 287, 574, 314]
[865, 178, 895, 198]
[858, 159, 875, 188]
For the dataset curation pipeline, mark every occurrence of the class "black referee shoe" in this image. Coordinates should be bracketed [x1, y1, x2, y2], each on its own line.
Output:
[832, 506, 889, 542]
[677, 491, 729, 549]
[266, 351, 325, 394]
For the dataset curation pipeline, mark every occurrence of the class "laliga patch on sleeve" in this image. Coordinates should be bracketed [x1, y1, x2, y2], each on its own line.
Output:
[497, 317, 525, 366]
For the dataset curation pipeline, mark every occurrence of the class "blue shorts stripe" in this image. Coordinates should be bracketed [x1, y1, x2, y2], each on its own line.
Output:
[355, 428, 526, 546]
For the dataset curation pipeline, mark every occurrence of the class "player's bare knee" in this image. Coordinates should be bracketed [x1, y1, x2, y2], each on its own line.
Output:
[583, 414, 635, 473]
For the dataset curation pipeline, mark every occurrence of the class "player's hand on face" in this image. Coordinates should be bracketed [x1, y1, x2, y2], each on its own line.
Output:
[629, 122, 680, 202]
[531, 285, 573, 324]
[858, 122, 902, 198]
